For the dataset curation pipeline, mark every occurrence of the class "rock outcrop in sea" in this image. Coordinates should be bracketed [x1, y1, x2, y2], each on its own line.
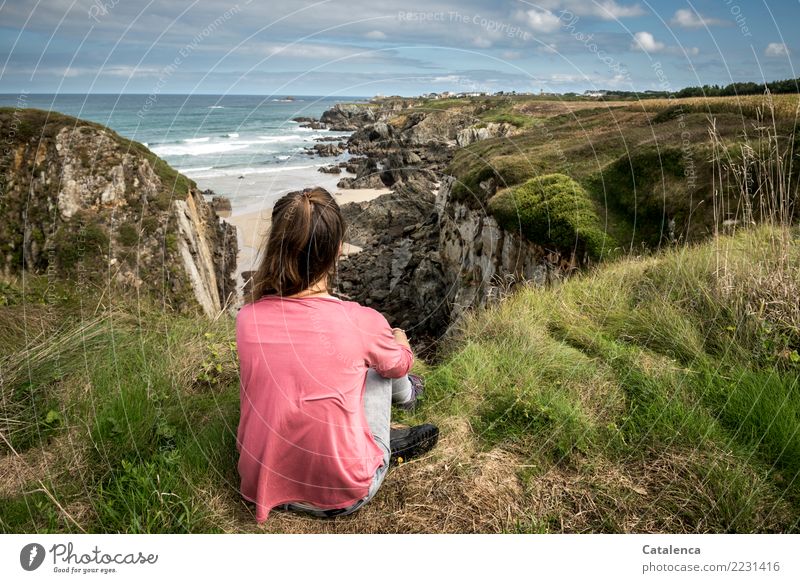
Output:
[0, 108, 237, 317]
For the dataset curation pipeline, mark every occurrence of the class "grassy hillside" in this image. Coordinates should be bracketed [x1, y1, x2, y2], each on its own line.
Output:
[0, 107, 231, 315]
[441, 93, 800, 254]
[2, 224, 798, 533]
[0, 107, 196, 199]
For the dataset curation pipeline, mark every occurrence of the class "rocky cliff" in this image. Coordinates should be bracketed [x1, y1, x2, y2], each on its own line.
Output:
[0, 108, 237, 316]
[435, 176, 561, 324]
[321, 99, 559, 340]
[337, 185, 447, 346]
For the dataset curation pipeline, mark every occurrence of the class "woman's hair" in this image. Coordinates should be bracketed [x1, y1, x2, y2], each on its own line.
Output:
[248, 187, 345, 301]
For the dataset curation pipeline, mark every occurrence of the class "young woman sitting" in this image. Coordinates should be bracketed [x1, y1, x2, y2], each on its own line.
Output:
[235, 186, 439, 523]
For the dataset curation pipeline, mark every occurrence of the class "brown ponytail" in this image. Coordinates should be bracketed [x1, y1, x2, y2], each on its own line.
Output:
[248, 187, 345, 301]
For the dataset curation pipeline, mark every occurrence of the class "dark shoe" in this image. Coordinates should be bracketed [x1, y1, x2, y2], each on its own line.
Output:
[396, 374, 425, 411]
[389, 423, 439, 465]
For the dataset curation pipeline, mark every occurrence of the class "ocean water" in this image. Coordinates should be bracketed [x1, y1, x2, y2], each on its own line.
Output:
[0, 93, 359, 210]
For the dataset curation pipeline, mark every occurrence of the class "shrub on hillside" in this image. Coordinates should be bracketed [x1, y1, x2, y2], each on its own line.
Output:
[450, 154, 537, 206]
[488, 173, 610, 260]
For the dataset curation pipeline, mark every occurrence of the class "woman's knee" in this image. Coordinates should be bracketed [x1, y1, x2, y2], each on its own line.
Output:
[365, 367, 391, 390]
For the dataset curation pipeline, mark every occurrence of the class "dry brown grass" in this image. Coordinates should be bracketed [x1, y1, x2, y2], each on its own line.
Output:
[518, 446, 794, 534]
[638, 93, 800, 120]
[198, 412, 794, 534]
[514, 100, 630, 116]
[196, 418, 533, 533]
[508, 94, 800, 121]
[0, 424, 92, 531]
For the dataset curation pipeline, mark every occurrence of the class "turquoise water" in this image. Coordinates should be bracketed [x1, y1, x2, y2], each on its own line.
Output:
[0, 93, 357, 191]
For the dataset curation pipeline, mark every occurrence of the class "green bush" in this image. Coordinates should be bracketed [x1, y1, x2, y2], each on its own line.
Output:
[53, 220, 110, 270]
[116, 223, 139, 247]
[600, 147, 685, 214]
[480, 111, 528, 128]
[488, 173, 611, 260]
[141, 216, 160, 235]
[450, 155, 537, 206]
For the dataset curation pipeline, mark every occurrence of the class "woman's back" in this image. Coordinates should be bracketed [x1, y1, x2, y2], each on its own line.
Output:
[236, 294, 412, 522]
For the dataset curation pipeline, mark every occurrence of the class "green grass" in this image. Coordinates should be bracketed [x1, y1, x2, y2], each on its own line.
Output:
[2, 225, 799, 532]
[450, 154, 540, 206]
[488, 174, 613, 260]
[478, 104, 537, 128]
[0, 289, 240, 533]
[429, 224, 800, 532]
[444, 97, 799, 251]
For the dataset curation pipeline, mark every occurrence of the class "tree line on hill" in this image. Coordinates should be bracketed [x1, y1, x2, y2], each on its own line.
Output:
[586, 77, 800, 100]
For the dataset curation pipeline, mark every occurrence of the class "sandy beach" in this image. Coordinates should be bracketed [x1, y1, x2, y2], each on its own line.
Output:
[222, 186, 391, 277]
[190, 151, 392, 286]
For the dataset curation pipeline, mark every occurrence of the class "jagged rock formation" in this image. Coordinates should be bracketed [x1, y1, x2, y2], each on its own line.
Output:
[0, 108, 237, 317]
[337, 187, 447, 344]
[305, 142, 345, 157]
[320, 103, 383, 131]
[435, 176, 561, 324]
[456, 122, 520, 147]
[323, 101, 559, 339]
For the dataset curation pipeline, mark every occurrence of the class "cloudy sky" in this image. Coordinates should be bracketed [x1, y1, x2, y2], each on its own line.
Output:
[0, 0, 796, 96]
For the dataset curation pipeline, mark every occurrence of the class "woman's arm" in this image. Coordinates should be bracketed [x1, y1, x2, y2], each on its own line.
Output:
[360, 309, 414, 378]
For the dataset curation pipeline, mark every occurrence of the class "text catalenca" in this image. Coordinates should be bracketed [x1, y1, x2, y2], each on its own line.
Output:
[642, 545, 700, 555]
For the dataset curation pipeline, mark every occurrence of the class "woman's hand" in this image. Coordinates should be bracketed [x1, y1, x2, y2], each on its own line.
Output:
[392, 327, 411, 349]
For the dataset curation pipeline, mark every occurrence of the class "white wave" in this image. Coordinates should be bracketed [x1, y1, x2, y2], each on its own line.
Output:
[224, 132, 239, 138]
[184, 137, 211, 143]
[184, 164, 317, 179]
[150, 142, 251, 157]
[257, 134, 305, 143]
[176, 166, 213, 173]
[208, 105, 225, 109]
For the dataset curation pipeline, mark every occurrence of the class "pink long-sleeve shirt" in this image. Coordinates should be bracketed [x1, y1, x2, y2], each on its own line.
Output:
[235, 295, 413, 522]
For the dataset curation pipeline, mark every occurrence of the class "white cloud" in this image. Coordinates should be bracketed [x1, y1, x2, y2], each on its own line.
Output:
[262, 43, 357, 59]
[535, 0, 644, 20]
[632, 31, 664, 52]
[536, 0, 646, 20]
[587, 0, 646, 20]
[670, 9, 727, 28]
[765, 42, 789, 57]
[430, 74, 463, 84]
[472, 36, 492, 48]
[365, 30, 386, 40]
[547, 71, 631, 87]
[525, 8, 561, 32]
[501, 50, 522, 60]
[54, 65, 162, 78]
[631, 31, 699, 55]
[250, 41, 418, 65]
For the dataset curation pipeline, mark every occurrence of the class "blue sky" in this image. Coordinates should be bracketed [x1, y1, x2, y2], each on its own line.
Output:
[0, 0, 796, 96]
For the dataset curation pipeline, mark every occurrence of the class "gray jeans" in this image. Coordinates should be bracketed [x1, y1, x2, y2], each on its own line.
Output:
[280, 369, 413, 517]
